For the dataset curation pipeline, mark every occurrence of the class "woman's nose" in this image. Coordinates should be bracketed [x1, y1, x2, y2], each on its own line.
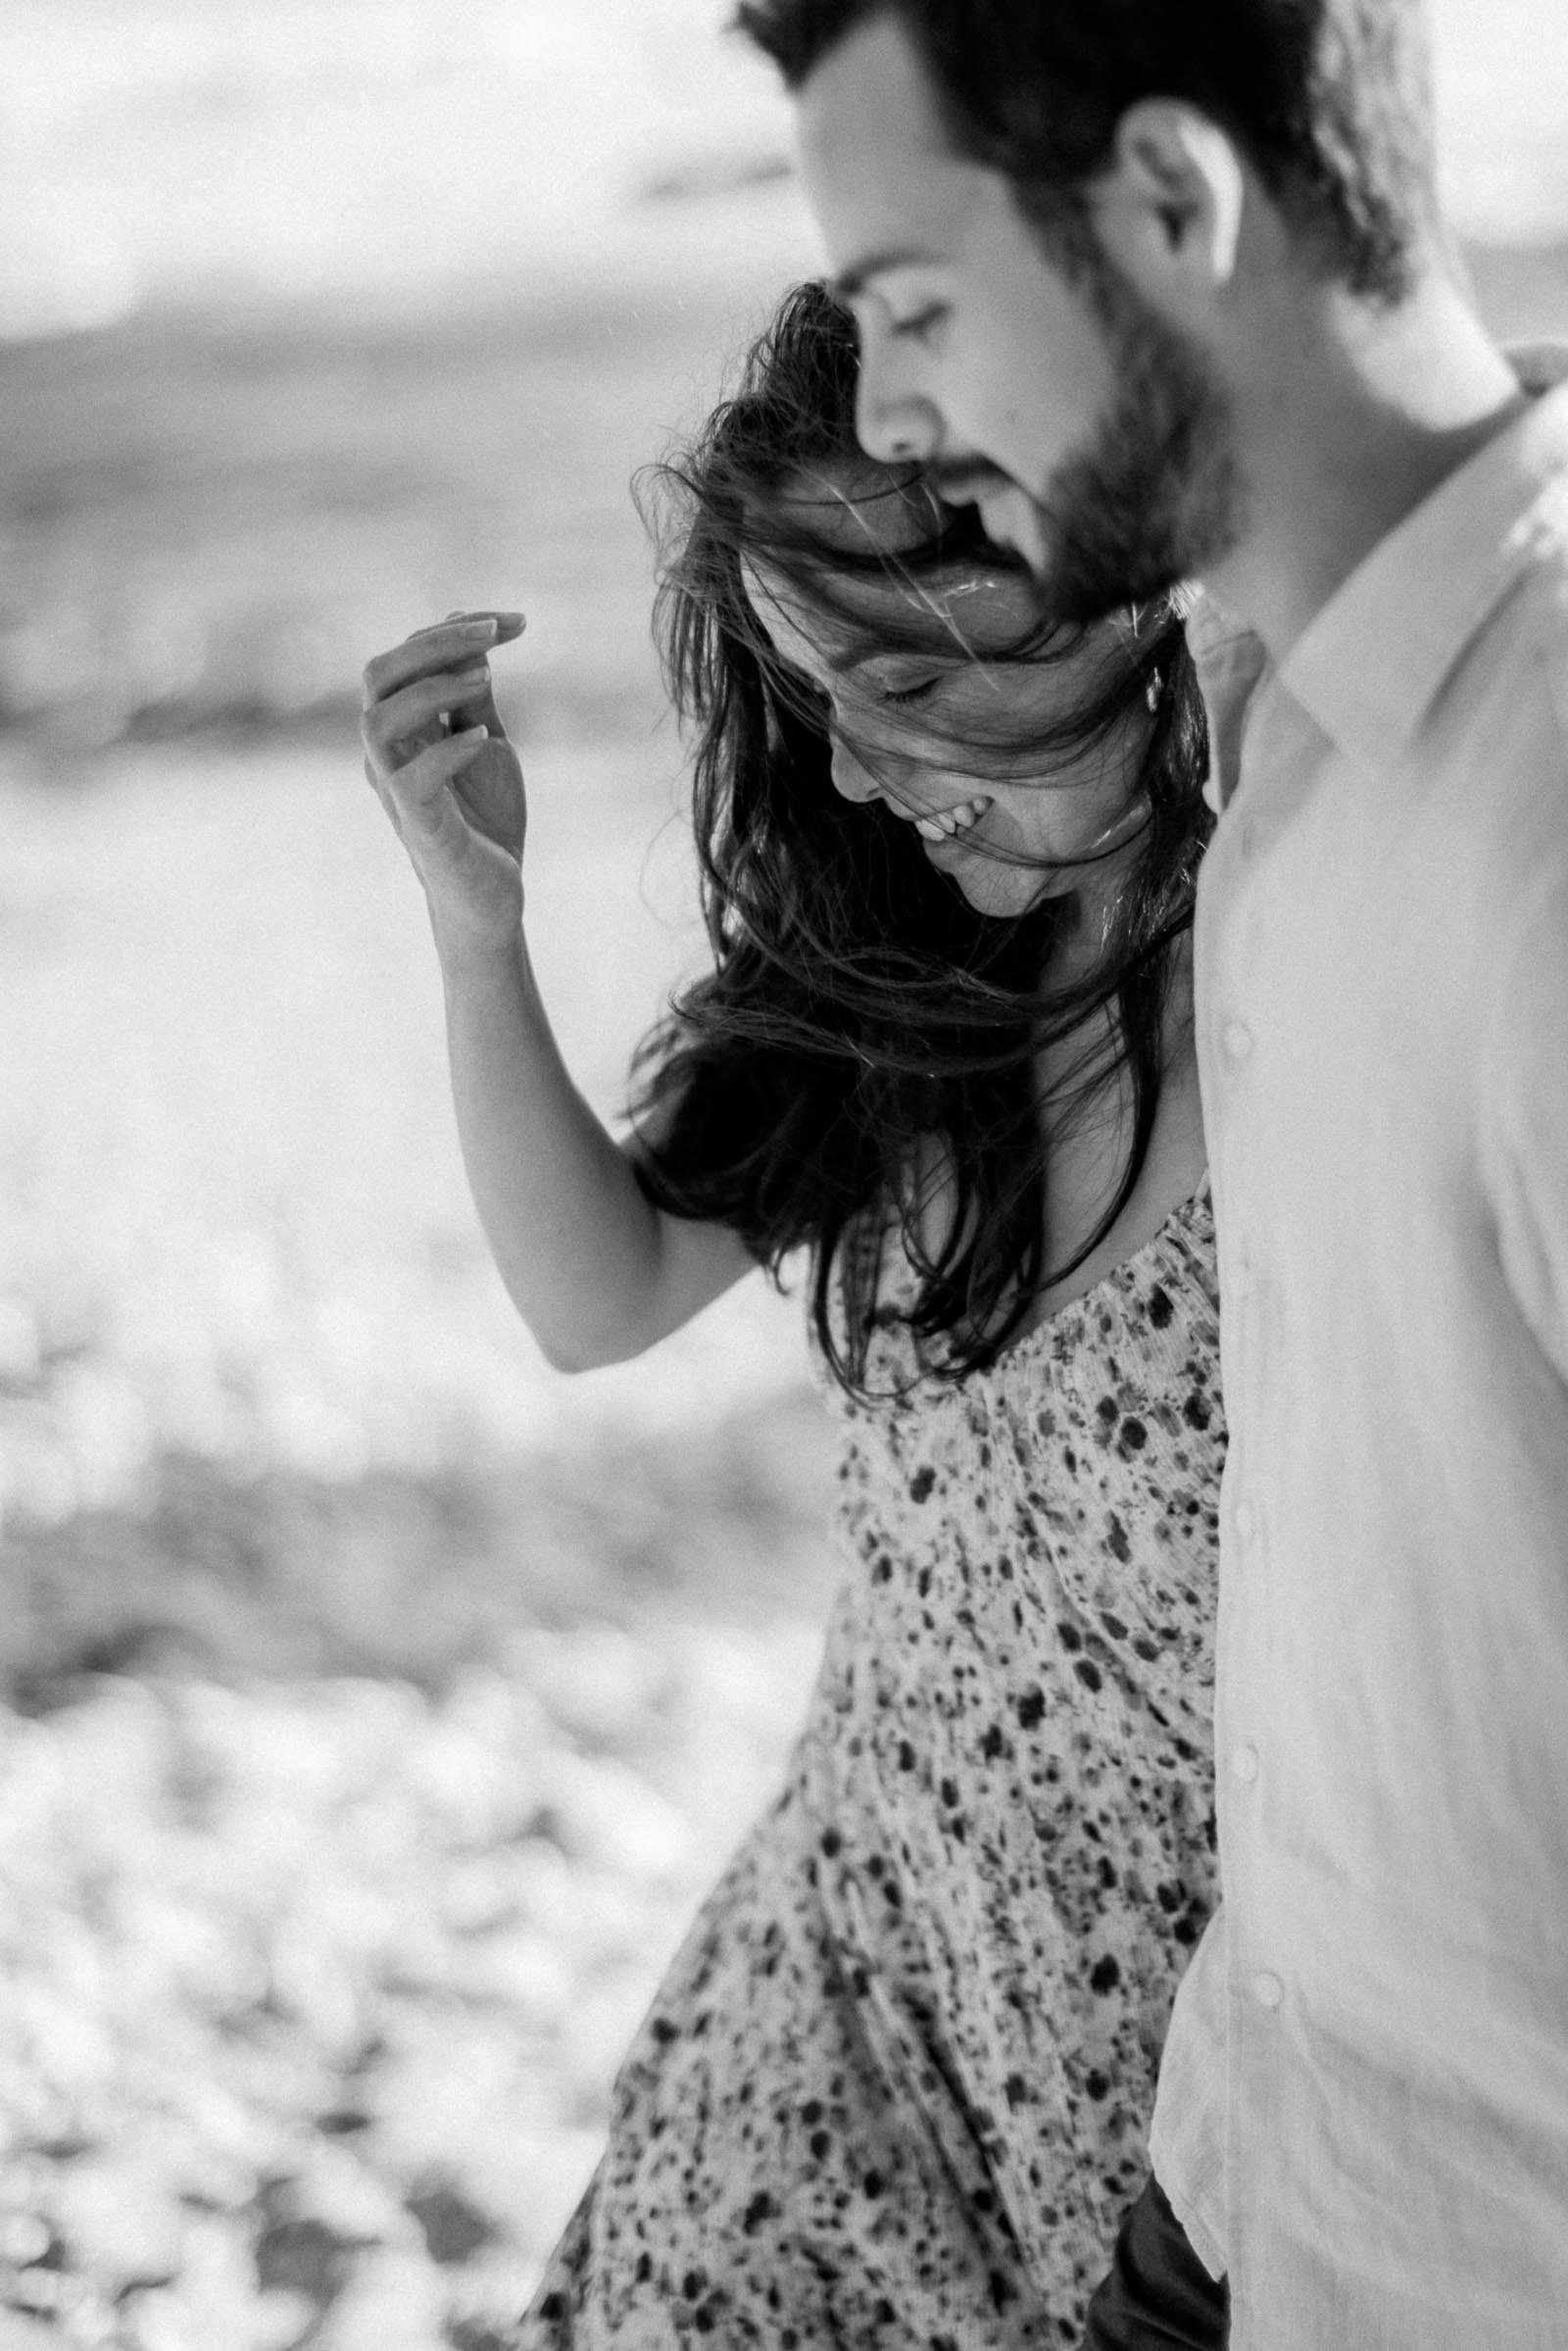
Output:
[830, 735, 884, 805]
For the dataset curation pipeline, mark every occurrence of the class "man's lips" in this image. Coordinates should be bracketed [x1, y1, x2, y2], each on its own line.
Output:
[927, 464, 1017, 510]
[926, 468, 1044, 564]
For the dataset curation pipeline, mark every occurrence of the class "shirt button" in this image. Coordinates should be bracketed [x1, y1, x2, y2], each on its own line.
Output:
[1222, 1019, 1254, 1062]
[1232, 1741, 1259, 1784]
[1230, 1255, 1251, 1299]
[1253, 1971, 1284, 2011]
[1234, 1498, 1256, 1541]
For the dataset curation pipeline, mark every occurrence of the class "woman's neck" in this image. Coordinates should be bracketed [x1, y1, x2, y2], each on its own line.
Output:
[1047, 861, 1137, 990]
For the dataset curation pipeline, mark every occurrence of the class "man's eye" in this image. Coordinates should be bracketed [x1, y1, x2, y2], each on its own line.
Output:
[890, 305, 949, 346]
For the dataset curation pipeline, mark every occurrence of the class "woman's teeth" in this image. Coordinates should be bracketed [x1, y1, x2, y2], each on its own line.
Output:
[913, 797, 990, 843]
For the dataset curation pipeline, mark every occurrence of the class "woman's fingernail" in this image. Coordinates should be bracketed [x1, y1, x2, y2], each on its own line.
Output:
[457, 617, 498, 640]
[453, 723, 488, 741]
[494, 611, 525, 630]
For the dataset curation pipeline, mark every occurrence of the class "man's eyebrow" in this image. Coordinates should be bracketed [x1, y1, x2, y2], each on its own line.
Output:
[829, 247, 942, 302]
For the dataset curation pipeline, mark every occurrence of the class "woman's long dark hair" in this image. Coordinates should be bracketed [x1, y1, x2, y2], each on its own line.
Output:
[630, 281, 1210, 1394]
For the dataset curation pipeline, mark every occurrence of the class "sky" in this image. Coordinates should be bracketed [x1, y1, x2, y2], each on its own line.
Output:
[2, 0, 1566, 340]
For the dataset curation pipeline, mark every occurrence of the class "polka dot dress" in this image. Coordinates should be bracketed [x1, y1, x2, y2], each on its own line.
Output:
[516, 1187, 1223, 2345]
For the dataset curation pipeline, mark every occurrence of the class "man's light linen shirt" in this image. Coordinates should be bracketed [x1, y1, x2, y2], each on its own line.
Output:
[1149, 367, 1568, 2347]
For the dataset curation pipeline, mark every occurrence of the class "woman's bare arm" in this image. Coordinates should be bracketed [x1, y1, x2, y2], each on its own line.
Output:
[361, 611, 755, 1370]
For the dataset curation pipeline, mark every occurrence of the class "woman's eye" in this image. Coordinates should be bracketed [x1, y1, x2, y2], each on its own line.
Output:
[880, 675, 940, 707]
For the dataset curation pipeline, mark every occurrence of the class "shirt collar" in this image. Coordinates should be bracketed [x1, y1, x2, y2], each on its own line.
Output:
[1278, 345, 1568, 776]
[1186, 589, 1273, 814]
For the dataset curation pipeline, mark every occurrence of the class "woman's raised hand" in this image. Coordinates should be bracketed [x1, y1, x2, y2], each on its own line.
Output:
[361, 610, 528, 958]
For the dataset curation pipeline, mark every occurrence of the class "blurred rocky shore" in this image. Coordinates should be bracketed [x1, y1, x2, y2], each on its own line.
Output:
[0, 217, 847, 2339]
[0, 723, 840, 2342]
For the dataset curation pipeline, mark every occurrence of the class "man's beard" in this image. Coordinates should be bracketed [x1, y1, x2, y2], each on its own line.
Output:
[1021, 260, 1245, 625]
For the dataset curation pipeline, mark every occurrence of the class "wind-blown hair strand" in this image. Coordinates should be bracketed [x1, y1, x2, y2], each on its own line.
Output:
[630, 281, 1210, 1393]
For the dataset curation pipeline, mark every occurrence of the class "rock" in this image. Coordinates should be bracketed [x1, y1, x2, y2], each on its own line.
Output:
[290, 2143, 408, 2244]
[0, 2313, 64, 2350]
[4, 2272, 66, 2319]
[116, 2287, 199, 2351]
[312, 2248, 446, 2351]
[50, 2160, 184, 2291]
[403, 2182, 497, 2268]
[315, 2105, 373, 2137]
[0, 2214, 50, 2269]
[0, 1298, 41, 1391]
[454, 1923, 573, 2020]
[252, 2215, 356, 2307]
[183, 2221, 313, 2351]
[249, 2295, 318, 2351]
[535, 1751, 691, 1884]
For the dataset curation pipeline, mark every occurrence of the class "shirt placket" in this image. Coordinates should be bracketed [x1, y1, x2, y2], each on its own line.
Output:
[1196, 693, 1304, 2256]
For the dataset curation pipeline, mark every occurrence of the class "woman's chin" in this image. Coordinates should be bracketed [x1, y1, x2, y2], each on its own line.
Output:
[945, 857, 1062, 920]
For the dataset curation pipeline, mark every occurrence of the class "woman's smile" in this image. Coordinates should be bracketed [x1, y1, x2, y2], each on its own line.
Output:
[741, 537, 1156, 917]
[892, 792, 993, 843]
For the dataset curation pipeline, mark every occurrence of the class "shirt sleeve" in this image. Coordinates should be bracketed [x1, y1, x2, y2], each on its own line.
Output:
[1480, 860, 1568, 1385]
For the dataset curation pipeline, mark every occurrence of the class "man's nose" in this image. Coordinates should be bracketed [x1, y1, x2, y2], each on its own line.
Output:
[855, 332, 941, 467]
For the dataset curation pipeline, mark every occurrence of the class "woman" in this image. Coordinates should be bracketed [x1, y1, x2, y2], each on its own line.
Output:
[359, 284, 1222, 2341]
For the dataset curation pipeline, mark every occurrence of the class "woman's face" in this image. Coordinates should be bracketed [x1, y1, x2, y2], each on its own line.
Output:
[741, 472, 1154, 922]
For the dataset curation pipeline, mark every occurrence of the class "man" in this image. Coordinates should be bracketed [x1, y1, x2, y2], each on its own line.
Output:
[737, 2, 1568, 2346]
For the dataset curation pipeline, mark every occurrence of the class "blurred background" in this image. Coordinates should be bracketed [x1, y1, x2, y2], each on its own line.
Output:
[0, 0, 1563, 2340]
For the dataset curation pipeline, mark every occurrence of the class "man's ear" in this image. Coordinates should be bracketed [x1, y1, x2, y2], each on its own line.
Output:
[1087, 101, 1247, 311]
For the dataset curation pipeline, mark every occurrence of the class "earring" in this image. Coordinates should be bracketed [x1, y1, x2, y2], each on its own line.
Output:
[1145, 667, 1163, 714]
